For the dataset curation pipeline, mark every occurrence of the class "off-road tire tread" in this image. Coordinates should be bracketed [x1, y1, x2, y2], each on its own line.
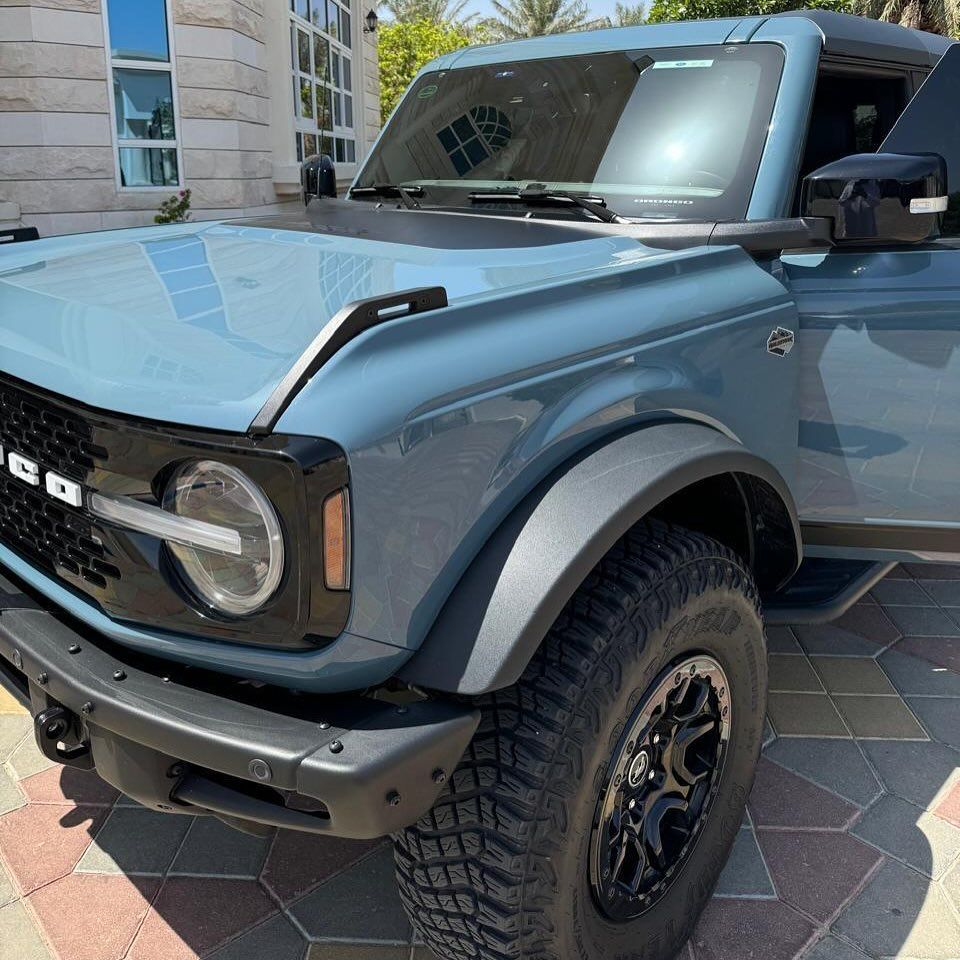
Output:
[393, 519, 760, 960]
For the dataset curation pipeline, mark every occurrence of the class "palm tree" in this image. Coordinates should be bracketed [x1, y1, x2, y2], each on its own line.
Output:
[482, 0, 595, 38]
[857, 0, 959, 36]
[379, 0, 476, 26]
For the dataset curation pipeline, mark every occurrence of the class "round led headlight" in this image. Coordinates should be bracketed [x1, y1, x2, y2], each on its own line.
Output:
[163, 460, 284, 616]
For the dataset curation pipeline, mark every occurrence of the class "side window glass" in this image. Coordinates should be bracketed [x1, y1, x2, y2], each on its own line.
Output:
[795, 71, 908, 212]
[882, 45, 960, 237]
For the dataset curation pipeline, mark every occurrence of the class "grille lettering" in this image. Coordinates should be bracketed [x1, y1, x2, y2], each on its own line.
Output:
[1, 445, 83, 506]
[8, 450, 39, 486]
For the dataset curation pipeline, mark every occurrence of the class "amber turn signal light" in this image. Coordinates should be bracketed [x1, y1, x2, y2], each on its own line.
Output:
[323, 488, 350, 590]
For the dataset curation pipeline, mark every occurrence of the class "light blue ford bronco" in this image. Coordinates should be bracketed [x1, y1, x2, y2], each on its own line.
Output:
[1, 10, 959, 959]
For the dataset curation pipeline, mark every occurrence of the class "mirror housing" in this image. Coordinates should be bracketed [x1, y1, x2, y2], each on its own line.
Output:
[302, 154, 337, 203]
[801, 152, 947, 246]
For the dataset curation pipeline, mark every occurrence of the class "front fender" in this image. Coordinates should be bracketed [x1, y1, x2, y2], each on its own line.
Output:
[400, 422, 799, 696]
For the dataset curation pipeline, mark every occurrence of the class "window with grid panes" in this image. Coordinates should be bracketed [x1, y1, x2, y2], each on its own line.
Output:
[290, 0, 357, 168]
[104, 0, 181, 188]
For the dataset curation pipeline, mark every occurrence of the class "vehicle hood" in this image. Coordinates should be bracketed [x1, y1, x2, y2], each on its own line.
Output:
[0, 210, 658, 432]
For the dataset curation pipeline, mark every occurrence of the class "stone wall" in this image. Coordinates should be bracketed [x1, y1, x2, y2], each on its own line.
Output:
[0, 0, 381, 236]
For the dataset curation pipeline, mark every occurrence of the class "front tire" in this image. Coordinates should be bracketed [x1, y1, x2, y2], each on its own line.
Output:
[394, 520, 767, 960]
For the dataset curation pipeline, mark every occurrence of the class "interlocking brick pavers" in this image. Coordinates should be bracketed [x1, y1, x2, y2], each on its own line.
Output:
[831, 859, 960, 959]
[29, 874, 161, 960]
[714, 826, 776, 898]
[762, 738, 882, 808]
[0, 566, 959, 960]
[755, 830, 883, 923]
[767, 692, 850, 738]
[851, 794, 960, 879]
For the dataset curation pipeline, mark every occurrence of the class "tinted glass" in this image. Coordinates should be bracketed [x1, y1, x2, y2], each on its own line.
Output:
[883, 45, 960, 237]
[298, 29, 311, 73]
[119, 147, 178, 186]
[293, 0, 310, 19]
[357, 45, 784, 221]
[314, 35, 330, 80]
[327, 0, 339, 40]
[341, 8, 351, 47]
[108, 0, 169, 62]
[114, 68, 175, 140]
[300, 78, 315, 120]
[317, 85, 331, 128]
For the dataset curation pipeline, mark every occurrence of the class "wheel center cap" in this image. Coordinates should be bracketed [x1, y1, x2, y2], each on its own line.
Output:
[627, 749, 650, 788]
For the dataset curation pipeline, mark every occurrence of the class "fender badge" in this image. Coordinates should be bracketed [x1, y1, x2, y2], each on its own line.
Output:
[767, 327, 795, 357]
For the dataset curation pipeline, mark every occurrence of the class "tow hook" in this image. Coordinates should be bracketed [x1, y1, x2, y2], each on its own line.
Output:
[33, 705, 95, 770]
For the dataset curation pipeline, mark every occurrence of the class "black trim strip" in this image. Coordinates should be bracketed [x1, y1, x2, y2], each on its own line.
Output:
[802, 520, 960, 555]
[249, 286, 448, 436]
[0, 227, 39, 245]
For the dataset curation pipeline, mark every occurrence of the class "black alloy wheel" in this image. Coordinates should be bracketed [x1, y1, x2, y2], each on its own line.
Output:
[590, 655, 730, 921]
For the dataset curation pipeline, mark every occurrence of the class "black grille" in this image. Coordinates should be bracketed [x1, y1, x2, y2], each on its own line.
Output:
[0, 379, 119, 589]
[0, 380, 108, 482]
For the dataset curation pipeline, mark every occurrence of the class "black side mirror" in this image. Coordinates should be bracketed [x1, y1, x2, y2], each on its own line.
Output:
[801, 152, 947, 245]
[302, 154, 337, 203]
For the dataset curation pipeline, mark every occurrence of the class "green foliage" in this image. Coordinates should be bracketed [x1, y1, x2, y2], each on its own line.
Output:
[647, 0, 852, 23]
[379, 0, 476, 25]
[856, 0, 959, 36]
[155, 188, 192, 225]
[378, 19, 474, 122]
[481, 0, 597, 39]
[612, 1, 648, 23]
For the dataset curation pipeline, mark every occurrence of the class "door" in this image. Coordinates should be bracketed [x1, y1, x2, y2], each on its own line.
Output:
[783, 45, 960, 558]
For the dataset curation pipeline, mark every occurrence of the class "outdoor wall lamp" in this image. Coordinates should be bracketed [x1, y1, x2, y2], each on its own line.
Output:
[364, 10, 378, 32]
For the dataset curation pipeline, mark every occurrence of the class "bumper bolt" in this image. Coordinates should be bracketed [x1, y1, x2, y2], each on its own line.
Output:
[249, 759, 272, 782]
[81, 701, 94, 716]
[36, 672, 48, 686]
[12, 651, 22, 670]
[319, 721, 330, 730]
[432, 768, 446, 785]
[113, 670, 126, 682]
[387, 791, 401, 807]
[68, 644, 80, 655]
[167, 763, 184, 779]
[329, 740, 343, 754]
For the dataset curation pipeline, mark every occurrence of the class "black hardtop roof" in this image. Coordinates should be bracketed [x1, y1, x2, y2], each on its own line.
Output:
[770, 9, 954, 68]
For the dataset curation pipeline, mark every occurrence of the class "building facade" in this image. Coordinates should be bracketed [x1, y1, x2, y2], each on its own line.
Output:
[0, 0, 381, 236]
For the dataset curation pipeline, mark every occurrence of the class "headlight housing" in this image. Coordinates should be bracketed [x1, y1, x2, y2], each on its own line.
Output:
[163, 460, 285, 616]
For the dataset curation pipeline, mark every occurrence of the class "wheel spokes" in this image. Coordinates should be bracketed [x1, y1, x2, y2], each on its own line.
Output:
[671, 717, 719, 786]
[642, 794, 690, 870]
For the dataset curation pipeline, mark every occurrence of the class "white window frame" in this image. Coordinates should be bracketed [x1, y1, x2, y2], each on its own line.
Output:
[289, 0, 359, 177]
[102, 0, 184, 192]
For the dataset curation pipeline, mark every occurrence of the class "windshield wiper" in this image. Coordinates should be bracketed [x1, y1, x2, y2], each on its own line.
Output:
[349, 183, 424, 209]
[468, 187, 623, 223]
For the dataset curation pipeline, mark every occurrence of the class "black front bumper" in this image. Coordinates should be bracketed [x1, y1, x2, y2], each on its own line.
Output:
[0, 578, 479, 839]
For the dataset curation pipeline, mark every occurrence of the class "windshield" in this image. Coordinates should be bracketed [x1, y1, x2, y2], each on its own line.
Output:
[356, 44, 785, 221]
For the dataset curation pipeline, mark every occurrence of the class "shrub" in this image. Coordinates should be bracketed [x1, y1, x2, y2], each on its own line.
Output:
[155, 189, 192, 225]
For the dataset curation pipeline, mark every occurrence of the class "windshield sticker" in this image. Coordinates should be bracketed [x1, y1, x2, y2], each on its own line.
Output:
[418, 84, 439, 99]
[652, 60, 715, 70]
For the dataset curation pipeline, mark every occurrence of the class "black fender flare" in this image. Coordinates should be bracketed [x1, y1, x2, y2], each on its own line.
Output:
[399, 422, 800, 696]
